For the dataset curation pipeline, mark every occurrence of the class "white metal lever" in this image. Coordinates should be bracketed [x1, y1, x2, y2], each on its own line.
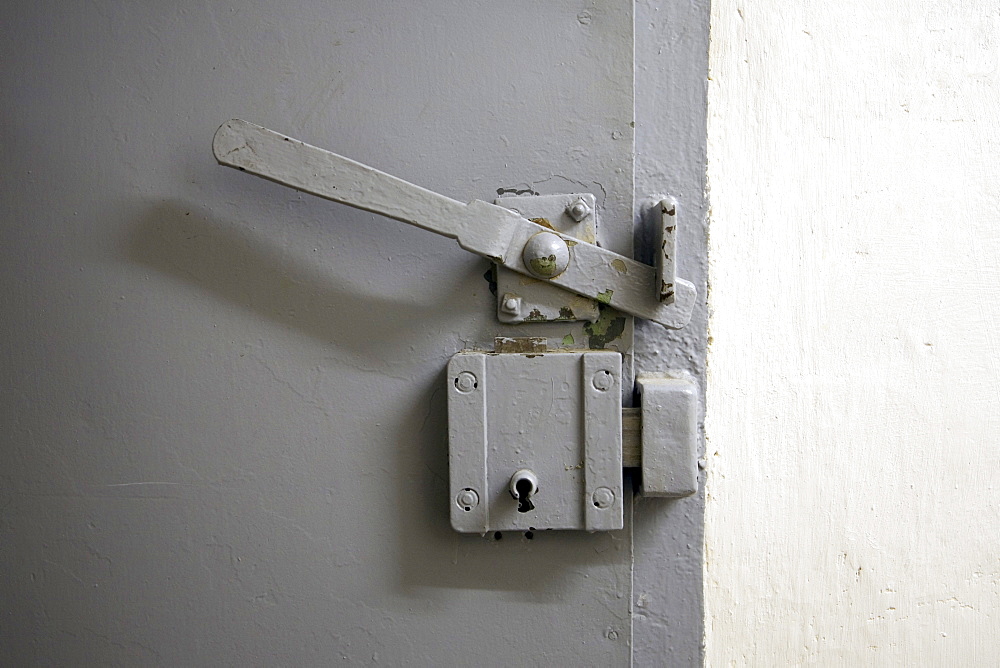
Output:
[213, 119, 696, 329]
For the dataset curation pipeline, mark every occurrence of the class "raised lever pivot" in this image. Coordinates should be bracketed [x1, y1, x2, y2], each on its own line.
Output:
[213, 119, 695, 329]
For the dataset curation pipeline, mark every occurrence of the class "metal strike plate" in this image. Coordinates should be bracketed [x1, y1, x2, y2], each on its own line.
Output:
[448, 351, 623, 533]
[494, 193, 600, 324]
[636, 374, 698, 497]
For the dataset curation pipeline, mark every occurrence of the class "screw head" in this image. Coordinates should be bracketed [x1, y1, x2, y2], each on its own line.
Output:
[522, 231, 570, 279]
[593, 487, 615, 509]
[456, 488, 479, 510]
[566, 197, 592, 222]
[500, 293, 521, 315]
[454, 371, 478, 393]
[592, 369, 614, 391]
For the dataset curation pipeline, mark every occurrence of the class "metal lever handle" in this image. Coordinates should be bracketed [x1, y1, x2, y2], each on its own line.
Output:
[213, 119, 696, 329]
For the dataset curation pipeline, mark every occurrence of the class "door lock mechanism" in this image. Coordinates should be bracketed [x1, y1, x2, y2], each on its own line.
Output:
[213, 120, 700, 534]
[213, 119, 696, 329]
[447, 346, 697, 534]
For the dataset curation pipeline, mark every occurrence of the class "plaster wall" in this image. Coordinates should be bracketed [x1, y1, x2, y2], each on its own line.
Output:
[705, 1, 1000, 663]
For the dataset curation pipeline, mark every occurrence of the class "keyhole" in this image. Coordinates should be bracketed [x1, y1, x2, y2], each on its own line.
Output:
[515, 478, 535, 513]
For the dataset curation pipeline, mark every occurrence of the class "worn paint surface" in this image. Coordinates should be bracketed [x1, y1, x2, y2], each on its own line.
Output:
[494, 337, 547, 354]
[586, 307, 628, 350]
[0, 1, 637, 664]
[705, 0, 1000, 663]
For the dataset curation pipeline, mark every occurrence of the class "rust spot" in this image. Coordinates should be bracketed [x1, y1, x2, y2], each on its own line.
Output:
[524, 308, 545, 321]
[494, 337, 547, 354]
[558, 306, 575, 320]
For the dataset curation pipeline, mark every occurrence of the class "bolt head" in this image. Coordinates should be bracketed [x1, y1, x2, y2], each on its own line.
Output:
[566, 197, 591, 222]
[456, 488, 479, 510]
[454, 371, 478, 393]
[592, 369, 614, 391]
[593, 487, 615, 509]
[522, 231, 570, 279]
[500, 293, 521, 315]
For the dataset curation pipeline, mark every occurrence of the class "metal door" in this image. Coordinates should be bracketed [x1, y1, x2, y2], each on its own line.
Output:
[1, 1, 708, 664]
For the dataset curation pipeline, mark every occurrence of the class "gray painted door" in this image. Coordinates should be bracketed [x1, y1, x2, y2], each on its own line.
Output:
[1, 1, 660, 664]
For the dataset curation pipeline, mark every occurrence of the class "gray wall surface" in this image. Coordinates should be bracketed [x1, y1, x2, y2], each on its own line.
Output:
[1, 1, 709, 665]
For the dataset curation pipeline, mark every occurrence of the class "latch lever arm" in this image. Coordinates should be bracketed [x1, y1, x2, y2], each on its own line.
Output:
[213, 119, 696, 329]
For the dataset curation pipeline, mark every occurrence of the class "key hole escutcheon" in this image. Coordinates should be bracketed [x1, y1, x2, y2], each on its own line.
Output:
[509, 469, 538, 514]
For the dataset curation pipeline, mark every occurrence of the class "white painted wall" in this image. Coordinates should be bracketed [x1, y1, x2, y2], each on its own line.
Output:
[705, 1, 1000, 663]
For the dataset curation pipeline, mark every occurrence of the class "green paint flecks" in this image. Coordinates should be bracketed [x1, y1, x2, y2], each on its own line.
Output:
[585, 307, 626, 349]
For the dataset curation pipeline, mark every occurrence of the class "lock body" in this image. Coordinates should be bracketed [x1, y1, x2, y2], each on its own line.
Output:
[448, 351, 623, 533]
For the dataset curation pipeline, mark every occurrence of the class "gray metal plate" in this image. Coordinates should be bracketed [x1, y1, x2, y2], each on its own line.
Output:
[449, 351, 623, 532]
[494, 193, 600, 324]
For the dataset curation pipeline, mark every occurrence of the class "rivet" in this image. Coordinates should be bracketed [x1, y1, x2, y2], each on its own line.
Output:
[593, 487, 615, 509]
[455, 371, 478, 393]
[456, 488, 479, 510]
[592, 369, 614, 391]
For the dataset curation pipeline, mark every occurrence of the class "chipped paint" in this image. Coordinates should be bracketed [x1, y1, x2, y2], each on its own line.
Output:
[524, 308, 545, 321]
[611, 258, 627, 275]
[558, 306, 576, 320]
[562, 333, 575, 346]
[527, 254, 559, 277]
[596, 289, 614, 305]
[584, 306, 627, 349]
[494, 337, 547, 354]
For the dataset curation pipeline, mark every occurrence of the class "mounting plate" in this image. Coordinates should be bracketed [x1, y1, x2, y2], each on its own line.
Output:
[448, 350, 623, 533]
[493, 193, 601, 324]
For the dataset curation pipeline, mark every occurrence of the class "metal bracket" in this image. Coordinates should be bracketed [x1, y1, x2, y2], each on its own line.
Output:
[494, 193, 600, 324]
[635, 374, 698, 497]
